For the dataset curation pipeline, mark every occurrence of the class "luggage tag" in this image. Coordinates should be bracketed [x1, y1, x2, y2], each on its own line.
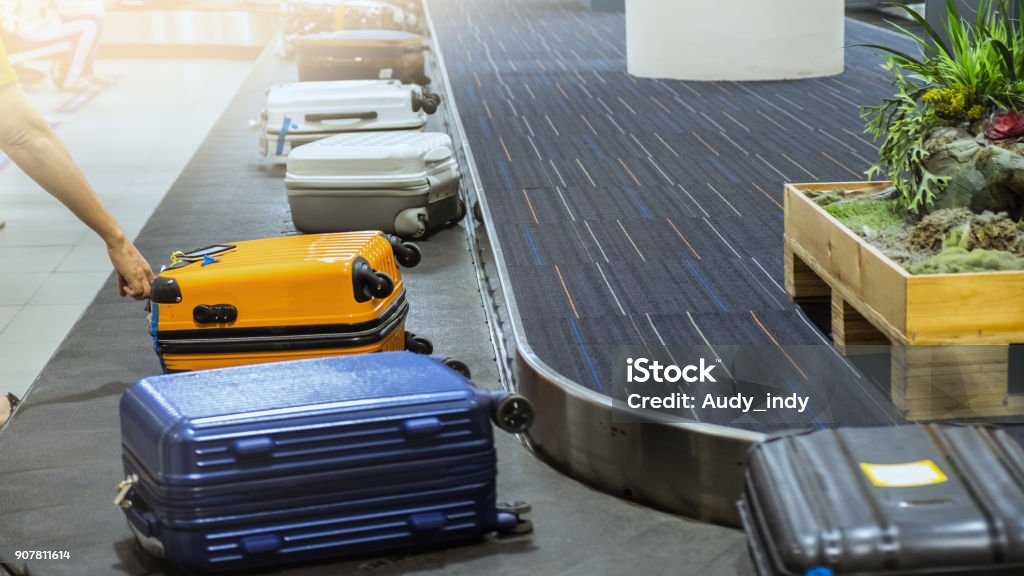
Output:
[165, 245, 236, 270]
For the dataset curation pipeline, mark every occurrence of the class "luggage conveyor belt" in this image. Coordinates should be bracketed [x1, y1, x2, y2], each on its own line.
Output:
[423, 0, 933, 524]
[0, 34, 755, 576]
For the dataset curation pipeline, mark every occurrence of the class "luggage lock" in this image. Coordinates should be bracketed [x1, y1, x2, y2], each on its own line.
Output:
[193, 304, 238, 324]
[114, 474, 139, 509]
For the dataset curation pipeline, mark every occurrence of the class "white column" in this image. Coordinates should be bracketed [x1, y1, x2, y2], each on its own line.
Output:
[625, 0, 845, 81]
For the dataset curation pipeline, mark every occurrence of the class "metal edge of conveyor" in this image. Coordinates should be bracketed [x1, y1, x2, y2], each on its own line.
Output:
[421, 1, 766, 526]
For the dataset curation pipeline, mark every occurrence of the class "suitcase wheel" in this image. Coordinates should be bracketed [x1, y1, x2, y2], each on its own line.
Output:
[353, 259, 395, 302]
[497, 501, 532, 515]
[473, 200, 484, 225]
[395, 208, 428, 239]
[448, 198, 467, 226]
[494, 394, 535, 434]
[442, 358, 471, 379]
[411, 90, 440, 115]
[501, 519, 533, 536]
[386, 234, 422, 268]
[405, 331, 434, 355]
[422, 91, 441, 114]
[367, 272, 394, 299]
[496, 510, 533, 536]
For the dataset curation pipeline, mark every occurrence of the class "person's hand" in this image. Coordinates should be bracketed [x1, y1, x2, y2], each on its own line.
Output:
[107, 236, 155, 300]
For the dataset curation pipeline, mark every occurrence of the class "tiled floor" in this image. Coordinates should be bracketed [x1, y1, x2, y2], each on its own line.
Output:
[0, 57, 253, 399]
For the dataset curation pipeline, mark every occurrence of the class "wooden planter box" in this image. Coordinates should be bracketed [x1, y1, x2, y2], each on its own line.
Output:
[784, 181, 1024, 420]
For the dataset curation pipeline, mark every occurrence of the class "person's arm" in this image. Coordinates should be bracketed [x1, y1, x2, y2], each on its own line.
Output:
[0, 82, 154, 299]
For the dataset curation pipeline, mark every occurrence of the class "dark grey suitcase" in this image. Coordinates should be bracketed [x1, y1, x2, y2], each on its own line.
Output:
[739, 425, 1024, 576]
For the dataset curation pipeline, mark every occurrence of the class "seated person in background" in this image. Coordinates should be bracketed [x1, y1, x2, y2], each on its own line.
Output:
[5, 0, 110, 91]
[0, 37, 154, 426]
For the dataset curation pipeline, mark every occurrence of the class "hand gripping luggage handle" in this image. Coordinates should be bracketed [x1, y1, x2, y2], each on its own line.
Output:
[305, 111, 379, 122]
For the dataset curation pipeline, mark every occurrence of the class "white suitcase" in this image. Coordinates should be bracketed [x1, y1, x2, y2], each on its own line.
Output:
[257, 79, 441, 164]
[285, 131, 465, 238]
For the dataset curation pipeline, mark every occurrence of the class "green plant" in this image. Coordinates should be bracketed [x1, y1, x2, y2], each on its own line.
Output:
[861, 0, 1024, 211]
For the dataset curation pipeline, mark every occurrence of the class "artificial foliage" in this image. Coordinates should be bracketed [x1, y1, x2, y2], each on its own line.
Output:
[862, 0, 1024, 215]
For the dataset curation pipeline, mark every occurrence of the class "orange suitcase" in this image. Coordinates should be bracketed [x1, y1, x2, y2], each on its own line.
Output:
[149, 232, 428, 373]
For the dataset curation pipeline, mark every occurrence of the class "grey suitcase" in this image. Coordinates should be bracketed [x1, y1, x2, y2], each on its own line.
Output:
[285, 131, 465, 238]
[740, 424, 1024, 576]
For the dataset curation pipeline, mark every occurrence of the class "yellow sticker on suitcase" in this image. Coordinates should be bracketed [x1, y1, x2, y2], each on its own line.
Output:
[860, 460, 948, 488]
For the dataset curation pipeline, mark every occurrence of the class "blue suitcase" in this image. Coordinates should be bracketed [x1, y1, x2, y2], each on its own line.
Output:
[116, 352, 535, 574]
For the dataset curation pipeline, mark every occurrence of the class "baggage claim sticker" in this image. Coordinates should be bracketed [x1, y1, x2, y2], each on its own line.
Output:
[608, 345, 844, 426]
[860, 461, 948, 487]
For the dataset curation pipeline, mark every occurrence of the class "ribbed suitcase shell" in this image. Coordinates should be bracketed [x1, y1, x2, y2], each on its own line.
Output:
[120, 353, 517, 574]
[150, 232, 406, 372]
[286, 132, 462, 236]
[258, 80, 429, 163]
[295, 30, 427, 85]
[740, 425, 1024, 576]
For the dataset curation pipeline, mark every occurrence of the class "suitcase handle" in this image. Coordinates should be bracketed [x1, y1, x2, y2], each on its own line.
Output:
[232, 437, 275, 459]
[402, 417, 443, 437]
[240, 534, 283, 555]
[408, 511, 447, 532]
[305, 111, 379, 122]
[125, 505, 158, 539]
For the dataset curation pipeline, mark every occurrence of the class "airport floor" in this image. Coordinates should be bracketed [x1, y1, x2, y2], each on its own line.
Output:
[0, 58, 252, 400]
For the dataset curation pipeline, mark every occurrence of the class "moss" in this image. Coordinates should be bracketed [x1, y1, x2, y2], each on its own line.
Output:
[804, 189, 845, 207]
[906, 246, 1024, 274]
[908, 208, 1024, 255]
[804, 188, 1024, 274]
[824, 198, 905, 233]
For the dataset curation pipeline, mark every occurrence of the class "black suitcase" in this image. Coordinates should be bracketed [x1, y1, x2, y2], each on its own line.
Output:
[739, 425, 1024, 576]
[295, 30, 429, 86]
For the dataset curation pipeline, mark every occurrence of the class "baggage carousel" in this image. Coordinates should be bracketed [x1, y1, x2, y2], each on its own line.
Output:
[425, 0, 924, 524]
[0, 0, 990, 574]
